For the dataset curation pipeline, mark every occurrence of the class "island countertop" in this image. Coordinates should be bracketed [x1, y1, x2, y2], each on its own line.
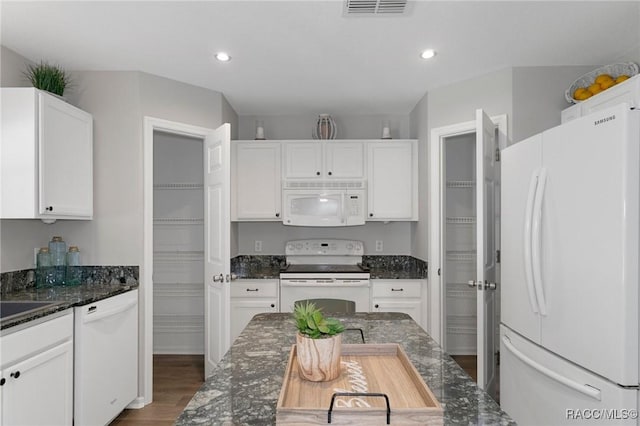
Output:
[176, 312, 513, 425]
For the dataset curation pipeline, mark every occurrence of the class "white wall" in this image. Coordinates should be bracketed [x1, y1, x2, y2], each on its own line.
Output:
[238, 114, 410, 140]
[236, 222, 412, 255]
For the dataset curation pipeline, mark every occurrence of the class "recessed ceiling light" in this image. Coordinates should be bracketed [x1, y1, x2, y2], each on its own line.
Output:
[420, 49, 436, 60]
[215, 52, 231, 62]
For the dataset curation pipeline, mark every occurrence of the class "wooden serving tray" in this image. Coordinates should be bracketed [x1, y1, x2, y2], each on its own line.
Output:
[276, 344, 443, 425]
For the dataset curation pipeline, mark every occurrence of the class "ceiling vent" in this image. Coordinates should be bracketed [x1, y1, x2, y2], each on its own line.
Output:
[344, 0, 409, 15]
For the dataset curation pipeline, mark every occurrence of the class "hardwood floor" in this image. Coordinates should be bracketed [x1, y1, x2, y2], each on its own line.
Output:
[451, 355, 478, 382]
[110, 355, 204, 426]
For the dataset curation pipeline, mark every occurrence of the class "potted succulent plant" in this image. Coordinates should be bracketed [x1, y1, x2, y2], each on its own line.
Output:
[293, 301, 344, 382]
[23, 61, 71, 97]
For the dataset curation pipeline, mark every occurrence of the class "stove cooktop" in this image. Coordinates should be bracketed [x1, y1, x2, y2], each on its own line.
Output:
[280, 264, 370, 274]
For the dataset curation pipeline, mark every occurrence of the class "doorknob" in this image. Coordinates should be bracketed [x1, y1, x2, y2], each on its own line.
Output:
[225, 273, 238, 282]
[484, 281, 497, 290]
[213, 274, 224, 283]
[467, 280, 478, 288]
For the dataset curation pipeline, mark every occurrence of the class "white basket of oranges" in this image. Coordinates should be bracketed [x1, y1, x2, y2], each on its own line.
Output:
[566, 62, 638, 103]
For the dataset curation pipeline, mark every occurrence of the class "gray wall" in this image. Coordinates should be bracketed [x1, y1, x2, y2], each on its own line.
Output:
[237, 114, 410, 140]
[1, 45, 33, 87]
[409, 92, 429, 261]
[0, 50, 238, 272]
[236, 222, 412, 255]
[511, 66, 593, 142]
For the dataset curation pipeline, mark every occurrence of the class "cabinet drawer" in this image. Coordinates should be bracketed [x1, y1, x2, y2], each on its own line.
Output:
[1, 310, 73, 367]
[231, 280, 278, 298]
[372, 280, 422, 298]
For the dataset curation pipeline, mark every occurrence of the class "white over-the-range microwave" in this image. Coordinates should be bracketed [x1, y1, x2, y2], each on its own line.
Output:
[282, 180, 366, 227]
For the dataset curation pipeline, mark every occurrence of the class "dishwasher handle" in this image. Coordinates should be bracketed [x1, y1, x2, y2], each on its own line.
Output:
[82, 299, 137, 324]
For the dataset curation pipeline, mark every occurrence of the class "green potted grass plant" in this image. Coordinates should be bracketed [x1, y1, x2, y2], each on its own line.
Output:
[23, 61, 71, 97]
[293, 301, 344, 382]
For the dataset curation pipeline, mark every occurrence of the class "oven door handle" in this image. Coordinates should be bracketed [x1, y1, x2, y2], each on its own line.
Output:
[280, 279, 370, 287]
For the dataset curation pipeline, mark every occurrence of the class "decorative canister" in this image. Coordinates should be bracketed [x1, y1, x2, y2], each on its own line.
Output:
[36, 247, 55, 288]
[65, 246, 82, 286]
[48, 236, 67, 265]
[312, 114, 337, 140]
[48, 236, 66, 285]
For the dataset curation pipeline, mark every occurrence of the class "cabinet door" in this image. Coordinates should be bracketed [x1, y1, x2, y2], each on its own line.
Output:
[324, 142, 364, 178]
[234, 142, 281, 220]
[282, 142, 322, 179]
[1, 340, 73, 426]
[372, 300, 422, 327]
[230, 299, 278, 342]
[367, 141, 417, 220]
[39, 92, 93, 218]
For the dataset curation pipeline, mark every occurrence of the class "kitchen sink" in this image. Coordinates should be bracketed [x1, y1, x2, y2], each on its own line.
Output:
[0, 300, 64, 321]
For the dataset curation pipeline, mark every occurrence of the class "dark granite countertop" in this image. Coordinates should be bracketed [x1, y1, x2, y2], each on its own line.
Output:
[1, 269, 139, 330]
[230, 255, 428, 280]
[176, 312, 513, 425]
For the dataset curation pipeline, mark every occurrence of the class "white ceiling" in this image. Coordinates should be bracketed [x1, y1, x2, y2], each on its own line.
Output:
[2, 1, 639, 115]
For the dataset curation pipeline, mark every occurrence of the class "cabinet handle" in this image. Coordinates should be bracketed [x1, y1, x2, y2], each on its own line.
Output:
[369, 213, 374, 217]
[0, 378, 5, 386]
[46, 206, 54, 212]
[328, 171, 332, 176]
[374, 304, 379, 308]
[275, 213, 280, 218]
[270, 303, 275, 308]
[391, 288, 404, 292]
[246, 288, 259, 292]
[10, 371, 20, 379]
[316, 171, 321, 176]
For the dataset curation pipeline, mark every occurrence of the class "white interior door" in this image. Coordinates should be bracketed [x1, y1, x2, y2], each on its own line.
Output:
[204, 123, 231, 377]
[474, 109, 498, 396]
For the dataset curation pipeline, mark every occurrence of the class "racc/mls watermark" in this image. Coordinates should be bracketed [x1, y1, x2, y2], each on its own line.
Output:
[566, 409, 638, 421]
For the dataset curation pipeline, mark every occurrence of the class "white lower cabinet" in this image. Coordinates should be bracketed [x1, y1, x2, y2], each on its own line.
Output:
[371, 280, 427, 329]
[230, 280, 279, 342]
[0, 311, 74, 426]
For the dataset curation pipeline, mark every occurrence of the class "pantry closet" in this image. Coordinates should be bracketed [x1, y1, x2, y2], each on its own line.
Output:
[153, 131, 204, 354]
[443, 132, 478, 355]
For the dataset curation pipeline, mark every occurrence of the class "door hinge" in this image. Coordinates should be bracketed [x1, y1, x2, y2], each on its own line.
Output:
[495, 147, 501, 162]
[496, 249, 501, 263]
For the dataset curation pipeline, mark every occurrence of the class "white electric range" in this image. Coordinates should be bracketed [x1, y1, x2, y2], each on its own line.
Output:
[279, 239, 370, 312]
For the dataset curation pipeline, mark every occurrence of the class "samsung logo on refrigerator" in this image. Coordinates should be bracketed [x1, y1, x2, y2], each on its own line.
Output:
[594, 115, 616, 126]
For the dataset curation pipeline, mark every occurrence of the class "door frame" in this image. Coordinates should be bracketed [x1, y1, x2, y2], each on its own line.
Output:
[428, 114, 508, 349]
[141, 117, 216, 405]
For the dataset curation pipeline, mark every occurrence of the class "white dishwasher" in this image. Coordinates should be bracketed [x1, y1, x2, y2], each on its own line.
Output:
[74, 289, 138, 426]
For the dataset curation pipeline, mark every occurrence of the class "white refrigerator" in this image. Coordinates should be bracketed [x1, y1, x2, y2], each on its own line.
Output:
[501, 102, 640, 425]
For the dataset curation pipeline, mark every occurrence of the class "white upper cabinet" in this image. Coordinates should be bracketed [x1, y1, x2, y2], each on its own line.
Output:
[367, 140, 418, 220]
[282, 140, 364, 179]
[232, 142, 281, 220]
[1, 88, 93, 222]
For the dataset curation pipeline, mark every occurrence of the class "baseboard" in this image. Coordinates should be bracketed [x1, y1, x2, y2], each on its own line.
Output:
[126, 396, 146, 409]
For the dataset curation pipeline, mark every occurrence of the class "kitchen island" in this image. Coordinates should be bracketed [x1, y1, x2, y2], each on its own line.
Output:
[176, 312, 513, 425]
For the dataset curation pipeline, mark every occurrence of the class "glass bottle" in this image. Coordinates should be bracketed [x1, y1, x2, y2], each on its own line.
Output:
[36, 247, 54, 288]
[65, 246, 82, 286]
[48, 236, 67, 285]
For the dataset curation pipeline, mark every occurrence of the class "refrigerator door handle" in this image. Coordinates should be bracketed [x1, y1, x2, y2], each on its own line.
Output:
[502, 335, 602, 401]
[524, 170, 540, 313]
[532, 168, 548, 316]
